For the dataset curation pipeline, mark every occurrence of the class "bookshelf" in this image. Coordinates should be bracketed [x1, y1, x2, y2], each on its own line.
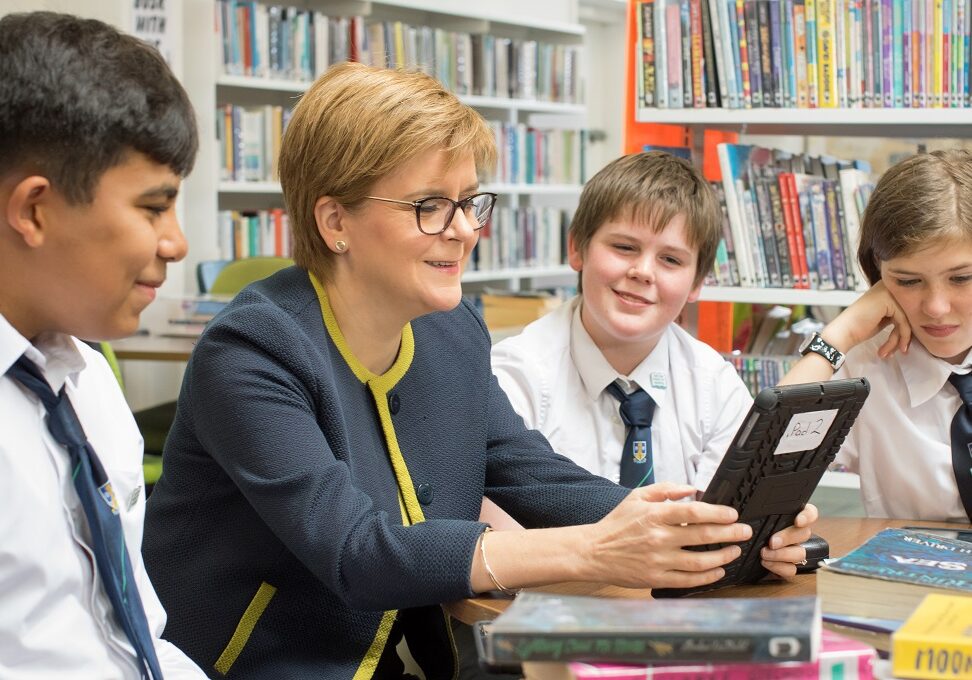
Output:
[180, 0, 591, 293]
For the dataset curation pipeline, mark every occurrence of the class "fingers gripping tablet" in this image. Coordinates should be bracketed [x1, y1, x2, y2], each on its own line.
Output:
[653, 378, 868, 598]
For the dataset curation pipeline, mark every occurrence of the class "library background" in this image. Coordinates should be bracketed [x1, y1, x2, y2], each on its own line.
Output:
[10, 0, 972, 514]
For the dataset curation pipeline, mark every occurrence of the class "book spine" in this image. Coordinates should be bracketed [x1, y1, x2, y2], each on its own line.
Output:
[691, 0, 708, 105]
[682, 0, 695, 106]
[810, 181, 835, 289]
[643, 0, 658, 106]
[656, 0, 670, 106]
[934, 0, 944, 105]
[668, 0, 685, 107]
[702, 0, 722, 105]
[758, 0, 776, 104]
[825, 178, 850, 289]
[770, 0, 787, 105]
[492, 631, 816, 665]
[903, 0, 913, 105]
[754, 177, 783, 285]
[794, 0, 811, 105]
[835, 0, 848, 105]
[737, 0, 755, 105]
[817, 0, 838, 105]
[783, 0, 799, 106]
[711, 0, 733, 106]
[746, 0, 765, 103]
[768, 177, 793, 286]
[806, 0, 820, 104]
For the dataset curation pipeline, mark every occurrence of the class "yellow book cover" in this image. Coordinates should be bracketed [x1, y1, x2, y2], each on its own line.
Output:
[892, 593, 972, 679]
[816, 0, 837, 106]
[934, 0, 944, 107]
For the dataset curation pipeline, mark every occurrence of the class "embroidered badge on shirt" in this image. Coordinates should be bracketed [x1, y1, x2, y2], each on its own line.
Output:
[650, 372, 667, 389]
[632, 440, 648, 463]
[99, 481, 120, 515]
[127, 485, 142, 511]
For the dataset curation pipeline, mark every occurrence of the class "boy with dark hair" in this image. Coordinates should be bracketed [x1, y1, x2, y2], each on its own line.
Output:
[0, 11, 204, 678]
[782, 149, 972, 521]
[490, 151, 817, 574]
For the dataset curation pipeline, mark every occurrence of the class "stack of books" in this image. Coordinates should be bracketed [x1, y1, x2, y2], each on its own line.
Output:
[816, 528, 972, 669]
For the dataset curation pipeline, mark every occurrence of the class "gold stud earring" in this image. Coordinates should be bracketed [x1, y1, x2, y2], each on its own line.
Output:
[335, 240, 347, 253]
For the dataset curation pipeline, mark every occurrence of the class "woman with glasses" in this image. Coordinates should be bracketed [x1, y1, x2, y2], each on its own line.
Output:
[142, 63, 771, 680]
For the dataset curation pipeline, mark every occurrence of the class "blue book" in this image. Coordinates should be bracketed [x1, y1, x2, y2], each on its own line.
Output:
[819, 529, 972, 623]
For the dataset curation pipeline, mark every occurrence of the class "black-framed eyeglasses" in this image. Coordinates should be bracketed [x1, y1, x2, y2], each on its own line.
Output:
[364, 192, 498, 235]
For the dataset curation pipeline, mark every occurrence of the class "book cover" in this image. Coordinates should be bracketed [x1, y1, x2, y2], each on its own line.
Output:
[488, 593, 820, 664]
[819, 529, 972, 622]
[559, 629, 876, 679]
[892, 593, 972, 679]
[822, 613, 901, 656]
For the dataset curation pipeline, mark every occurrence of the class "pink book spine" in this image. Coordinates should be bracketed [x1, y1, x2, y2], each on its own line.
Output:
[567, 630, 875, 680]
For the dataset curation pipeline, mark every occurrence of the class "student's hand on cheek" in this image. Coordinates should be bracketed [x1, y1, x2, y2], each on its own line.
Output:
[579, 482, 752, 590]
[759, 503, 818, 579]
[827, 281, 912, 358]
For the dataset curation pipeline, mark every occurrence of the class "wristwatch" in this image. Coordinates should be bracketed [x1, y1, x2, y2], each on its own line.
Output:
[798, 332, 846, 371]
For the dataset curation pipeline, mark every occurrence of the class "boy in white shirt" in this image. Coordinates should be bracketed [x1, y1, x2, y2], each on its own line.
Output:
[490, 151, 817, 574]
[781, 149, 972, 522]
[0, 12, 205, 678]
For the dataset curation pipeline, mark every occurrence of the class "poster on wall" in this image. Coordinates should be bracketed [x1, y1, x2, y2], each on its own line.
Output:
[131, 0, 172, 64]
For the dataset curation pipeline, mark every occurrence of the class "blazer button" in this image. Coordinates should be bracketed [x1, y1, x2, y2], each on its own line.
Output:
[416, 483, 433, 505]
[388, 392, 401, 415]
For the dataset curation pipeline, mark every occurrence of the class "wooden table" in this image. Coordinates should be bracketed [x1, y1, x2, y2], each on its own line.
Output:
[446, 517, 967, 625]
[112, 334, 197, 362]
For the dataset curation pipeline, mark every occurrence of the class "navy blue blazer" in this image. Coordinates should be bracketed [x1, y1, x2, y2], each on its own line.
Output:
[144, 267, 627, 679]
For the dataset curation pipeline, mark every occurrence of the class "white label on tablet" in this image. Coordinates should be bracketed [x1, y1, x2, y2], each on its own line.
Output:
[773, 409, 840, 455]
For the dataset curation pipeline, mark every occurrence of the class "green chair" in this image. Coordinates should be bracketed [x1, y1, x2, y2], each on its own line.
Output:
[96, 342, 165, 493]
[210, 256, 293, 296]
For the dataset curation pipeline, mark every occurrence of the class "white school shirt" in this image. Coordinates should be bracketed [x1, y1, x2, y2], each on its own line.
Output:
[491, 297, 754, 489]
[835, 331, 972, 521]
[0, 313, 204, 679]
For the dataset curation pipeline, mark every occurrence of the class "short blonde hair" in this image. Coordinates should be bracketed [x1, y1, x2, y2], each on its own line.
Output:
[278, 62, 497, 278]
[569, 151, 721, 288]
[859, 148, 972, 284]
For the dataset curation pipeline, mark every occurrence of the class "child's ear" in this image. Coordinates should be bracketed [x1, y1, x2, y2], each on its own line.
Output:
[314, 196, 349, 254]
[686, 279, 704, 304]
[4, 176, 50, 248]
[567, 232, 584, 272]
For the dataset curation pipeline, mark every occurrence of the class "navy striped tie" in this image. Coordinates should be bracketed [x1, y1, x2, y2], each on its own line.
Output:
[949, 371, 972, 522]
[605, 382, 656, 488]
[7, 354, 163, 679]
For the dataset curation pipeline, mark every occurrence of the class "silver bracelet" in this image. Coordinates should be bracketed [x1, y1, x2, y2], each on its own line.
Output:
[478, 527, 518, 596]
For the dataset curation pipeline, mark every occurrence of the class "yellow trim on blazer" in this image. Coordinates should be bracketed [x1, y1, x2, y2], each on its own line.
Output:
[310, 273, 427, 678]
[351, 610, 399, 680]
[213, 581, 277, 676]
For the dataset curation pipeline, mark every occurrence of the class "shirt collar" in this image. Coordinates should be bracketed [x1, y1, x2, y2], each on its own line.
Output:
[569, 299, 671, 403]
[0, 312, 86, 392]
[899, 340, 972, 408]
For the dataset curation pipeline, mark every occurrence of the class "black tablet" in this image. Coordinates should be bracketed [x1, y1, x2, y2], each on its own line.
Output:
[652, 377, 870, 598]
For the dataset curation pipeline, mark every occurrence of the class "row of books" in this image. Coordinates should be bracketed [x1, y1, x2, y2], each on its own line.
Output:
[217, 104, 293, 184]
[635, 0, 972, 109]
[216, 206, 571, 272]
[470, 207, 572, 272]
[217, 209, 292, 260]
[712, 142, 875, 290]
[726, 353, 797, 395]
[490, 123, 588, 186]
[215, 1, 583, 104]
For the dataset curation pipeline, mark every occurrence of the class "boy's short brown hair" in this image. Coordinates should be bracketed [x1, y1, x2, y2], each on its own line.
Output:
[569, 151, 721, 288]
[859, 148, 972, 285]
[278, 62, 496, 280]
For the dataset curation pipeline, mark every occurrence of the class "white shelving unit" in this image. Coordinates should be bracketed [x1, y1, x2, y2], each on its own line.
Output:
[181, 0, 589, 293]
[699, 286, 862, 307]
